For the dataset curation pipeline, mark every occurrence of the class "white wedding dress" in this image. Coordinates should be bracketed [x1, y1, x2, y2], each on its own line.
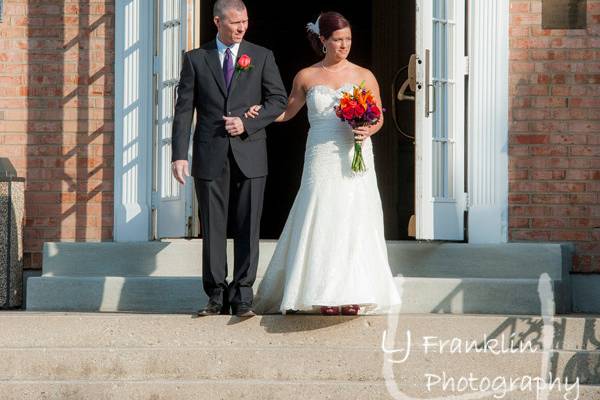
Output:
[253, 83, 402, 315]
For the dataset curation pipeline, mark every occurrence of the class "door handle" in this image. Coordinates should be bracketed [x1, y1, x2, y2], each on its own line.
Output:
[396, 54, 416, 101]
[391, 55, 417, 141]
[428, 83, 436, 117]
[424, 49, 436, 118]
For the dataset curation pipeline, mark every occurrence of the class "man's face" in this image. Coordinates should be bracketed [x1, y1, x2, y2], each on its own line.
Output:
[214, 7, 248, 45]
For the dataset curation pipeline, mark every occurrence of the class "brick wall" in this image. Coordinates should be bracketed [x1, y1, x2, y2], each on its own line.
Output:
[509, 0, 600, 272]
[0, 1, 115, 269]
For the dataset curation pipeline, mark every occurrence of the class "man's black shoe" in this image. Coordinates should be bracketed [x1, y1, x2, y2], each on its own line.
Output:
[234, 302, 256, 317]
[197, 301, 224, 317]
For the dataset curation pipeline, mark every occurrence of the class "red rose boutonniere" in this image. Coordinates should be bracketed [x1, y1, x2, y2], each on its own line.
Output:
[235, 54, 253, 74]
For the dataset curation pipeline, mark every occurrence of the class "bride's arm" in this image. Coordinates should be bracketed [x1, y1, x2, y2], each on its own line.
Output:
[353, 70, 384, 141]
[245, 71, 307, 122]
[274, 72, 306, 122]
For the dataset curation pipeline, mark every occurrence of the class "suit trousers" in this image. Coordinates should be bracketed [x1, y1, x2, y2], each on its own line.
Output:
[194, 145, 266, 308]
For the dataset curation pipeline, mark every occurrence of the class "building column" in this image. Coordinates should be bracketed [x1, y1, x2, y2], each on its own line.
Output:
[467, 0, 510, 243]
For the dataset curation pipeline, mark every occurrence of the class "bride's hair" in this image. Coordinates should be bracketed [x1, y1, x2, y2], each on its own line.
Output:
[306, 11, 351, 56]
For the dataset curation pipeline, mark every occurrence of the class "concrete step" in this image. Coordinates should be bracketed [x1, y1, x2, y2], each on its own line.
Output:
[27, 241, 573, 314]
[27, 275, 564, 314]
[41, 240, 569, 279]
[2, 381, 597, 400]
[3, 346, 600, 383]
[1, 313, 599, 350]
[0, 313, 598, 400]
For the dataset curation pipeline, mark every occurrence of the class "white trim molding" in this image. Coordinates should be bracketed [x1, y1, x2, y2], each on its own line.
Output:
[114, 0, 154, 241]
[467, 0, 509, 243]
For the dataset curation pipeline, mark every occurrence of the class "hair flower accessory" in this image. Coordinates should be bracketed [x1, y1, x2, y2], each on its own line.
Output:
[306, 16, 320, 35]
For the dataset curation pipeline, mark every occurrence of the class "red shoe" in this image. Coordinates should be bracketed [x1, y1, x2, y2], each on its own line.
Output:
[320, 306, 340, 315]
[341, 304, 360, 315]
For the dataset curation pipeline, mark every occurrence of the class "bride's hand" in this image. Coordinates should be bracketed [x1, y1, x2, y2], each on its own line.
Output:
[244, 105, 262, 119]
[352, 125, 373, 142]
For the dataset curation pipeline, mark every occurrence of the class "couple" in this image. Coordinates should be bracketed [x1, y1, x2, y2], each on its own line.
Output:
[171, 0, 401, 317]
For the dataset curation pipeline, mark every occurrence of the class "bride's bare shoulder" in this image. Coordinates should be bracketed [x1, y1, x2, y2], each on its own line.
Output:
[348, 63, 376, 81]
[296, 64, 321, 80]
[292, 65, 321, 92]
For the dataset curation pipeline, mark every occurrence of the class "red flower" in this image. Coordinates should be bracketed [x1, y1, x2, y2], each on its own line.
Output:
[352, 102, 366, 118]
[236, 54, 252, 71]
[369, 104, 381, 119]
[342, 102, 356, 120]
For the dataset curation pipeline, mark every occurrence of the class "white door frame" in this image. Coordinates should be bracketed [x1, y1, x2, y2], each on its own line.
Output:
[153, 0, 192, 239]
[114, 0, 193, 242]
[415, 0, 467, 241]
[114, 0, 154, 242]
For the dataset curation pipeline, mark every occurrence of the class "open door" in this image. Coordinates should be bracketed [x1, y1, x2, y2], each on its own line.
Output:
[153, 0, 192, 239]
[415, 0, 466, 240]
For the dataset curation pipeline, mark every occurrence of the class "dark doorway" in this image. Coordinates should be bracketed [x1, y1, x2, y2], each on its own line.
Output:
[199, 0, 415, 240]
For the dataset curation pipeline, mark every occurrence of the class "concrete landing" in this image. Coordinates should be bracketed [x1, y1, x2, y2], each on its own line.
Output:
[0, 312, 598, 399]
[26, 240, 573, 315]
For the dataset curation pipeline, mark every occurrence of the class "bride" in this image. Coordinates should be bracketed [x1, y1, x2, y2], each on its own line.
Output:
[248, 11, 402, 316]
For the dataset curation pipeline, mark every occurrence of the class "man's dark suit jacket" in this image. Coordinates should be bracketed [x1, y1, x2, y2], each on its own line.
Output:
[171, 39, 288, 180]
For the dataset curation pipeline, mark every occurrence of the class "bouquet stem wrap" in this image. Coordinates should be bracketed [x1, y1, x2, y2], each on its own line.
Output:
[352, 124, 368, 173]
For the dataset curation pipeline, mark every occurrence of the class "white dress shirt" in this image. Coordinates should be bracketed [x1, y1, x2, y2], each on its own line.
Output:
[216, 35, 240, 68]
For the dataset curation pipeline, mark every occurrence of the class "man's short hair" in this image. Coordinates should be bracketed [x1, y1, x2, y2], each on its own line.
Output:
[213, 0, 246, 19]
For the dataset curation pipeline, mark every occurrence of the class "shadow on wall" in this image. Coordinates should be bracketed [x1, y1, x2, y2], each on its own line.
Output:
[25, 0, 114, 270]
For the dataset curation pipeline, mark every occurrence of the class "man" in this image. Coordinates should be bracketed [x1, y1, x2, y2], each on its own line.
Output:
[171, 0, 287, 317]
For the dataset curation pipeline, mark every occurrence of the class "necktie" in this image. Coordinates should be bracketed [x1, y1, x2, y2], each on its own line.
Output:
[223, 48, 234, 90]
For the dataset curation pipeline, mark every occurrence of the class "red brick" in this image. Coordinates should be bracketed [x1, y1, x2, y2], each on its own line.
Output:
[522, 85, 553, 96]
[568, 49, 595, 60]
[569, 121, 600, 133]
[512, 108, 551, 120]
[531, 193, 595, 204]
[550, 230, 590, 241]
[510, 2, 530, 13]
[530, 49, 567, 61]
[509, 205, 550, 217]
[530, 97, 568, 108]
[551, 206, 592, 217]
[532, 218, 568, 228]
[550, 134, 587, 144]
[511, 134, 550, 144]
[530, 121, 569, 132]
[512, 14, 543, 26]
[509, 194, 531, 204]
[510, 218, 530, 228]
[566, 170, 599, 180]
[569, 158, 593, 168]
[510, 26, 530, 37]
[569, 219, 600, 229]
[546, 182, 586, 192]
[510, 230, 551, 240]
[529, 145, 568, 156]
[509, 169, 529, 180]
[570, 145, 600, 156]
[530, 170, 566, 180]
[510, 49, 529, 61]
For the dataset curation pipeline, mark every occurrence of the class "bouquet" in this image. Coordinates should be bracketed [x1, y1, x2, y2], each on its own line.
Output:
[333, 81, 382, 173]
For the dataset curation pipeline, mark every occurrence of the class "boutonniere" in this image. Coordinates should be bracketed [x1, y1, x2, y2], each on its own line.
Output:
[235, 54, 253, 74]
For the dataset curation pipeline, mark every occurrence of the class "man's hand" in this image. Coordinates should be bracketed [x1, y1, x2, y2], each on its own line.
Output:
[244, 105, 262, 119]
[172, 160, 189, 185]
[223, 116, 245, 136]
